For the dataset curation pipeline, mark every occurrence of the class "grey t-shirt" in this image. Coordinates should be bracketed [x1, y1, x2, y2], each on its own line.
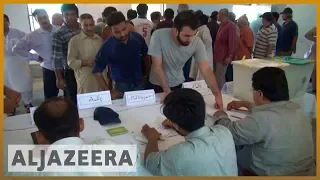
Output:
[148, 28, 208, 87]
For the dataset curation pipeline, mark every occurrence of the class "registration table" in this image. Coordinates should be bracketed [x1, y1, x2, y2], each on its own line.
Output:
[3, 92, 316, 175]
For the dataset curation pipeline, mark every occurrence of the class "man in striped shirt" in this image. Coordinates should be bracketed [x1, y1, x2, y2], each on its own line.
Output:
[253, 12, 278, 59]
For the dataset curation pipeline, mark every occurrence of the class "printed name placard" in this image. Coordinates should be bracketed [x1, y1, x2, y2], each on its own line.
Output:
[182, 80, 212, 95]
[123, 90, 156, 106]
[29, 106, 38, 125]
[77, 91, 112, 110]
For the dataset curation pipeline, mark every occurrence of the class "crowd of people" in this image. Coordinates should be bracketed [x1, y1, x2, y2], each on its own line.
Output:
[3, 3, 316, 176]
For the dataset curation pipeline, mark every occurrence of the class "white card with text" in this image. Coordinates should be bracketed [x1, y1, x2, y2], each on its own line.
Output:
[30, 106, 38, 125]
[123, 89, 156, 106]
[182, 80, 212, 95]
[77, 91, 112, 110]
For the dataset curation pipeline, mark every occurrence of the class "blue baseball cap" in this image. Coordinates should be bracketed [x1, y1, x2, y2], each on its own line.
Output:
[93, 107, 121, 125]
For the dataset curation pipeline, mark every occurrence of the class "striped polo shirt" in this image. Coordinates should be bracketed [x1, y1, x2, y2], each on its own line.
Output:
[253, 24, 278, 59]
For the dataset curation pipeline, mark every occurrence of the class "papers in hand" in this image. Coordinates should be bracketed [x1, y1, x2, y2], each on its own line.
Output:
[182, 80, 212, 95]
[77, 91, 112, 110]
[123, 90, 156, 106]
[30, 106, 38, 125]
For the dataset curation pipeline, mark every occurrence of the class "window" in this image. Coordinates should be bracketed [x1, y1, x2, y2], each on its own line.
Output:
[131, 4, 166, 20]
[27, 4, 62, 31]
[232, 4, 271, 23]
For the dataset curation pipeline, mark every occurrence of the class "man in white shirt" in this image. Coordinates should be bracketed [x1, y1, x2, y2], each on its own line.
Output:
[13, 9, 59, 100]
[51, 13, 63, 28]
[141, 88, 238, 176]
[131, 4, 153, 46]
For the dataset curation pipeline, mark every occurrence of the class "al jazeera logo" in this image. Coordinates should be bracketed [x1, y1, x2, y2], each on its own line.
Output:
[7, 145, 137, 173]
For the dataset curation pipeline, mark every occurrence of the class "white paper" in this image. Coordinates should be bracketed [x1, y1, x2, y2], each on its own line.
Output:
[123, 90, 156, 106]
[29, 106, 38, 125]
[77, 91, 112, 110]
[182, 80, 212, 95]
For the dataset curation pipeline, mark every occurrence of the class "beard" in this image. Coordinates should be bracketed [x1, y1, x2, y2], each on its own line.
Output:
[176, 32, 190, 46]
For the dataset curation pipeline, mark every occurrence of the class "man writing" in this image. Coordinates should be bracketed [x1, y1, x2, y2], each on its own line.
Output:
[147, 11, 223, 109]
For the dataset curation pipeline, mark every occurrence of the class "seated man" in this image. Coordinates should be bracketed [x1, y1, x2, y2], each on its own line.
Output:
[141, 88, 238, 176]
[214, 67, 315, 176]
[93, 12, 150, 99]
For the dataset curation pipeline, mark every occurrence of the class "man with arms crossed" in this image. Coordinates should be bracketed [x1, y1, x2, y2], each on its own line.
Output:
[147, 11, 223, 108]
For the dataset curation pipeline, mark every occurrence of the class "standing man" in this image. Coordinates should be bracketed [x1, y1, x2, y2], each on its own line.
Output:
[147, 11, 223, 109]
[126, 9, 137, 25]
[156, 8, 174, 30]
[150, 11, 161, 35]
[52, 4, 81, 104]
[214, 8, 237, 89]
[236, 14, 254, 60]
[278, 7, 298, 56]
[207, 11, 219, 51]
[131, 4, 153, 46]
[93, 12, 150, 99]
[68, 13, 103, 94]
[51, 13, 63, 28]
[253, 12, 278, 59]
[272, 12, 282, 55]
[13, 9, 59, 100]
[95, 7, 115, 37]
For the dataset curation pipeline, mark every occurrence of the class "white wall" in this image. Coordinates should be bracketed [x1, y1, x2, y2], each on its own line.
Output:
[166, 4, 233, 14]
[4, 4, 30, 33]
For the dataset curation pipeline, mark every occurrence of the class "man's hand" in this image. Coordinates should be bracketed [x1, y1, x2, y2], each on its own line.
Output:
[162, 119, 173, 129]
[110, 89, 123, 100]
[5, 88, 21, 102]
[214, 94, 223, 110]
[227, 101, 244, 110]
[224, 56, 232, 65]
[141, 124, 161, 140]
[87, 60, 94, 67]
[161, 90, 171, 104]
[4, 98, 19, 114]
[37, 56, 44, 63]
[56, 78, 66, 89]
[213, 110, 227, 118]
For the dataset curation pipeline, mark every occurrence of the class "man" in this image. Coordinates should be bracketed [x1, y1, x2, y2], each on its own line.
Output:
[101, 7, 135, 41]
[236, 14, 254, 60]
[278, 7, 298, 56]
[305, 27, 316, 94]
[177, 4, 189, 13]
[214, 8, 237, 89]
[207, 11, 219, 51]
[150, 11, 161, 35]
[68, 14, 103, 94]
[147, 11, 223, 109]
[97, 17, 103, 23]
[4, 86, 21, 114]
[141, 88, 237, 176]
[253, 12, 277, 59]
[51, 13, 63, 28]
[126, 9, 137, 25]
[156, 8, 174, 30]
[95, 7, 114, 37]
[214, 67, 315, 176]
[131, 4, 153, 46]
[13, 9, 59, 100]
[93, 12, 150, 99]
[52, 4, 81, 105]
[272, 12, 282, 55]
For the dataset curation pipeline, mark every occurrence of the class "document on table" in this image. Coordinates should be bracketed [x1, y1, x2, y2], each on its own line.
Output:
[206, 107, 250, 122]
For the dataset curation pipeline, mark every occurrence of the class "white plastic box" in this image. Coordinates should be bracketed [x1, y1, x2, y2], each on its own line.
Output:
[232, 58, 314, 104]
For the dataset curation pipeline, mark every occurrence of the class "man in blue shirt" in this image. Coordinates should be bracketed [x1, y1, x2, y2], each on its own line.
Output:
[272, 12, 282, 55]
[278, 7, 298, 56]
[93, 12, 150, 99]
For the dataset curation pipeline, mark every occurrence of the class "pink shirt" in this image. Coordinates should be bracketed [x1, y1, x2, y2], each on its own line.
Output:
[214, 20, 237, 63]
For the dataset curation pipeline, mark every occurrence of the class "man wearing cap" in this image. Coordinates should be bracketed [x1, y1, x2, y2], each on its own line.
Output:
[278, 7, 298, 56]
[253, 12, 278, 59]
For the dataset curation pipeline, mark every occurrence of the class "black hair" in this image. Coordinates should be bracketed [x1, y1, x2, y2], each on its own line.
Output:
[61, 4, 79, 16]
[199, 14, 209, 25]
[150, 11, 161, 21]
[162, 89, 205, 132]
[252, 67, 289, 102]
[195, 10, 203, 17]
[136, 4, 148, 16]
[210, 11, 218, 21]
[34, 97, 81, 143]
[272, 12, 280, 21]
[174, 11, 198, 31]
[102, 6, 117, 19]
[79, 13, 94, 21]
[107, 11, 126, 27]
[164, 8, 174, 19]
[4, 14, 9, 22]
[127, 9, 137, 20]
[32, 9, 47, 18]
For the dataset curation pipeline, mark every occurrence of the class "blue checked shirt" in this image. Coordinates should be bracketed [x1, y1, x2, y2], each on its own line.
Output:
[52, 25, 81, 70]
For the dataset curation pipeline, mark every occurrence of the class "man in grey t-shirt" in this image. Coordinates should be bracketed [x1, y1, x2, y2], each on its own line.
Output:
[147, 11, 223, 109]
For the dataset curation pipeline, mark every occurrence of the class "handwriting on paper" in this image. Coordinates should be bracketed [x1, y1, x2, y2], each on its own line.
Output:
[124, 90, 156, 106]
[182, 80, 212, 96]
[77, 91, 112, 109]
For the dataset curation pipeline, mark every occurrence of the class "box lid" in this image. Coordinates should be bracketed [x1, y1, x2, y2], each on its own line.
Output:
[232, 58, 290, 68]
